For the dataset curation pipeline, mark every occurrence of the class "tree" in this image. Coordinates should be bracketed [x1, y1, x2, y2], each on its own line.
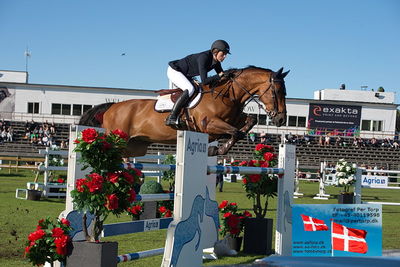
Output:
[377, 86, 385, 92]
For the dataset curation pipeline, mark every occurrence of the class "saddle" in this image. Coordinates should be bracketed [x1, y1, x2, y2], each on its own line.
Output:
[154, 84, 202, 113]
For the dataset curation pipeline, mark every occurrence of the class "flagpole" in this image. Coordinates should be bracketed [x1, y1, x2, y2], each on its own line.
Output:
[331, 219, 334, 257]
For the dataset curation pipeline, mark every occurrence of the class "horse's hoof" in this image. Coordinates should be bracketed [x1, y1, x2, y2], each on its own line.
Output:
[208, 146, 218, 156]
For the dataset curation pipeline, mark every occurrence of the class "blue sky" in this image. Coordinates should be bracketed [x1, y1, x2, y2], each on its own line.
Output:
[0, 0, 399, 101]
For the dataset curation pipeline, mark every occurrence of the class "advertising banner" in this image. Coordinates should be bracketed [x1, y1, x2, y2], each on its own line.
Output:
[308, 104, 362, 134]
[292, 204, 382, 257]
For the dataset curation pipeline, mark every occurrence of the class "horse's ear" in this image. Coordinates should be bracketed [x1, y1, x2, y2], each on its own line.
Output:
[276, 67, 283, 75]
[281, 70, 290, 78]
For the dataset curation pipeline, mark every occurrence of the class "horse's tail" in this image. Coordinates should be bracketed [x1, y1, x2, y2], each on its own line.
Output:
[78, 102, 115, 127]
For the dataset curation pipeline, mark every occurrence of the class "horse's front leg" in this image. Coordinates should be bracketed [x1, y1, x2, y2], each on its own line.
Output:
[238, 114, 258, 135]
[205, 118, 250, 156]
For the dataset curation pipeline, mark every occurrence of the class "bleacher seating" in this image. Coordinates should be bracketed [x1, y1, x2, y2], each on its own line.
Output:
[1, 121, 399, 171]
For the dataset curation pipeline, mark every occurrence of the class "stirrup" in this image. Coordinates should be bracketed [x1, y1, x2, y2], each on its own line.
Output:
[165, 115, 179, 126]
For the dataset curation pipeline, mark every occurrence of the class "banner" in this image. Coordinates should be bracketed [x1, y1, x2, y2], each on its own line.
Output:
[308, 104, 362, 135]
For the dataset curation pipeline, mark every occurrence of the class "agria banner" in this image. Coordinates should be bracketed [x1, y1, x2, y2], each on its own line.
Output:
[308, 103, 362, 131]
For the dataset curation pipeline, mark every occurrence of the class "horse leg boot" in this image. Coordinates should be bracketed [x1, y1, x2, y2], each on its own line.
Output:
[165, 90, 189, 127]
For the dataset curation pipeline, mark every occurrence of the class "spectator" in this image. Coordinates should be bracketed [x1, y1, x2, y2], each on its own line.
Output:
[6, 126, 13, 142]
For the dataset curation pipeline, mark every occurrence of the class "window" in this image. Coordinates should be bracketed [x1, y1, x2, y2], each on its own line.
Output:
[372, 120, 383, 131]
[52, 104, 61, 115]
[361, 120, 370, 131]
[27, 102, 39, 114]
[61, 104, 71, 115]
[361, 120, 383, 131]
[83, 105, 92, 113]
[287, 116, 306, 127]
[73, 104, 82, 116]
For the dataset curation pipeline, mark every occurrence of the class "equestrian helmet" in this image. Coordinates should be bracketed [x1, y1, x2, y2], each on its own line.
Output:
[211, 40, 230, 54]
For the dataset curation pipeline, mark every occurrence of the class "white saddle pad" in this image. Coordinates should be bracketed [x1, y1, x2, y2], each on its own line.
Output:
[155, 91, 202, 112]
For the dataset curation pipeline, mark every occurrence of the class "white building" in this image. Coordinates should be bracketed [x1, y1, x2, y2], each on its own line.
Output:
[0, 70, 397, 138]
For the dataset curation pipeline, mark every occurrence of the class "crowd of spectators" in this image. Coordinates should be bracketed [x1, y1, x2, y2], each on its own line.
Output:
[248, 131, 400, 150]
[24, 120, 58, 147]
[0, 119, 13, 143]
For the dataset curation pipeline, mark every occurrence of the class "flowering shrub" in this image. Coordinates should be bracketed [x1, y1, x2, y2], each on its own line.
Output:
[127, 202, 144, 220]
[24, 217, 72, 266]
[239, 144, 278, 218]
[70, 128, 142, 241]
[158, 205, 173, 218]
[335, 159, 357, 193]
[219, 200, 252, 238]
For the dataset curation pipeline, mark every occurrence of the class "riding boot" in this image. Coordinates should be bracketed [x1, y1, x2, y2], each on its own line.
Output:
[165, 90, 190, 126]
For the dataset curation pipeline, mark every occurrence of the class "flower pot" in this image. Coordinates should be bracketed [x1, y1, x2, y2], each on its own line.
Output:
[243, 217, 273, 255]
[226, 236, 243, 252]
[338, 193, 354, 204]
[66, 241, 118, 267]
[27, 189, 42, 201]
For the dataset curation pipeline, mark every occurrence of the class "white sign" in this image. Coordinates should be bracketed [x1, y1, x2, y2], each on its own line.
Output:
[361, 175, 388, 188]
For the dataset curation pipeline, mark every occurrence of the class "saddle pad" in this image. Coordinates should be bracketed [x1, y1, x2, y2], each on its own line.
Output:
[155, 91, 202, 112]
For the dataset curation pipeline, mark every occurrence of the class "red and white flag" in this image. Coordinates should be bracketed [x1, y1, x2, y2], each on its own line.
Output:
[332, 222, 368, 254]
[300, 214, 328, 231]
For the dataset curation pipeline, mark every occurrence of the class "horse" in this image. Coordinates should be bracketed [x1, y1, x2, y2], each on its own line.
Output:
[79, 66, 289, 157]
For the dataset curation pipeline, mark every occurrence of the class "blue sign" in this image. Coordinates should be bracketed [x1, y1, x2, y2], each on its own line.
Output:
[292, 204, 382, 257]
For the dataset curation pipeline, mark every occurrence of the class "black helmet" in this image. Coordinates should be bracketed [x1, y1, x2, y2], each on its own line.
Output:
[211, 40, 230, 54]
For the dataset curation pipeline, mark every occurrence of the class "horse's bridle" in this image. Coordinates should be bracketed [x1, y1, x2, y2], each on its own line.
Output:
[230, 72, 285, 119]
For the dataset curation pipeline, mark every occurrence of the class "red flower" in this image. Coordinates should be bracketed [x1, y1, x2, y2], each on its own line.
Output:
[243, 210, 252, 217]
[87, 173, 104, 193]
[57, 178, 65, 183]
[242, 178, 248, 184]
[128, 205, 142, 215]
[255, 144, 267, 151]
[260, 161, 269, 168]
[121, 172, 134, 184]
[133, 168, 142, 177]
[107, 172, 120, 184]
[81, 128, 98, 143]
[263, 152, 275, 162]
[219, 200, 229, 209]
[28, 229, 45, 242]
[76, 178, 87, 192]
[127, 188, 136, 202]
[227, 214, 240, 228]
[73, 139, 80, 144]
[223, 212, 232, 218]
[164, 209, 172, 217]
[112, 129, 129, 141]
[229, 202, 237, 206]
[249, 174, 261, 183]
[102, 141, 112, 150]
[54, 235, 70, 256]
[52, 227, 65, 238]
[238, 160, 248, 166]
[105, 194, 119, 210]
[61, 218, 70, 226]
[159, 206, 167, 214]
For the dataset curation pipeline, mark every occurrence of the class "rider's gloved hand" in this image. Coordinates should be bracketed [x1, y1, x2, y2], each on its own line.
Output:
[222, 71, 235, 79]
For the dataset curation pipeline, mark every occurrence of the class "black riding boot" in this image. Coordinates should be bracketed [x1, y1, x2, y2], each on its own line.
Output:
[165, 90, 190, 126]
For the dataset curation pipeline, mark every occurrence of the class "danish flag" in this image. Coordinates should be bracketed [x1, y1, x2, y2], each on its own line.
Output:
[332, 222, 368, 254]
[300, 214, 328, 231]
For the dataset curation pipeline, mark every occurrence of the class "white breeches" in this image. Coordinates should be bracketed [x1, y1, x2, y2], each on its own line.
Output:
[167, 66, 195, 96]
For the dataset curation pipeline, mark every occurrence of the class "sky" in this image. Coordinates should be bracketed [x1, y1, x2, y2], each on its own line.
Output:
[0, 0, 399, 102]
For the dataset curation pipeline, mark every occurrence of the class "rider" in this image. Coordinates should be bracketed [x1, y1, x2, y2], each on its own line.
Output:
[165, 39, 230, 126]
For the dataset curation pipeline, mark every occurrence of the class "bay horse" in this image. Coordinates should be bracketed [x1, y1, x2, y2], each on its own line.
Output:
[79, 66, 289, 157]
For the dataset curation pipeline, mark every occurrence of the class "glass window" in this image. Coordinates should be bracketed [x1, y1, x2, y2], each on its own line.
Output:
[288, 116, 297, 127]
[297, 116, 306, 127]
[258, 114, 266, 125]
[61, 104, 71, 115]
[52, 103, 61, 115]
[27, 102, 39, 114]
[361, 120, 371, 131]
[372, 120, 383, 131]
[73, 104, 82, 116]
[83, 105, 92, 113]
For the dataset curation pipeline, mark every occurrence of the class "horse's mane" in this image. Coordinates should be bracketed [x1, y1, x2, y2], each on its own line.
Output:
[226, 65, 273, 73]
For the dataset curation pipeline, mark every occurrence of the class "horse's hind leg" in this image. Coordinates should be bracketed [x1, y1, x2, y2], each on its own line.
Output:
[124, 138, 151, 158]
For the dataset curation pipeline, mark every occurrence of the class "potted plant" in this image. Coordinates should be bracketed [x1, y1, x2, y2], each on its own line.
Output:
[218, 200, 252, 252]
[68, 128, 142, 267]
[239, 143, 278, 255]
[24, 217, 72, 267]
[335, 159, 357, 204]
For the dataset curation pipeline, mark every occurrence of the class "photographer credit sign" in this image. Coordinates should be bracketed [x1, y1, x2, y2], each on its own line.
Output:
[308, 103, 362, 131]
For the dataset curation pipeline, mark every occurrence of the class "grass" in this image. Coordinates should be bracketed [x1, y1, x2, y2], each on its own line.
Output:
[0, 169, 399, 266]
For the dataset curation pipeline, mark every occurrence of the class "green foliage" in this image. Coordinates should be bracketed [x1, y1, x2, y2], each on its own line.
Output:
[377, 86, 385, 92]
[162, 154, 175, 191]
[139, 180, 164, 194]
